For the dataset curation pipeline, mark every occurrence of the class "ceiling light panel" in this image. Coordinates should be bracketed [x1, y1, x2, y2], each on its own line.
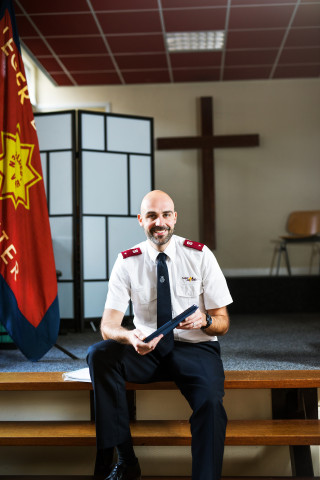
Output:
[166, 31, 225, 52]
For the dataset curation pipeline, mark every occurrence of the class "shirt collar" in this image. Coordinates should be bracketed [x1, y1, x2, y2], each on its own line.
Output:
[146, 235, 177, 264]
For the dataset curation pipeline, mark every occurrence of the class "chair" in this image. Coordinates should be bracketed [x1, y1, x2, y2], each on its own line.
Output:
[275, 210, 320, 275]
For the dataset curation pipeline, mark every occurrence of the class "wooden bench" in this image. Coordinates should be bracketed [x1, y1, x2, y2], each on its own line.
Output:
[1, 418, 319, 447]
[0, 370, 319, 477]
[1, 369, 320, 390]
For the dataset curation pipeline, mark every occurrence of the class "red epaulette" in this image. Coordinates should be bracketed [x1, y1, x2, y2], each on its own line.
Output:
[183, 239, 204, 252]
[121, 247, 142, 259]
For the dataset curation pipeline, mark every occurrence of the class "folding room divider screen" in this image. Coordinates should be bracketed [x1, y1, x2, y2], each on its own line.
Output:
[35, 110, 154, 331]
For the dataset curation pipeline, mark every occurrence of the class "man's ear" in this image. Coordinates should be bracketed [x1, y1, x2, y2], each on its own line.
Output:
[137, 214, 143, 227]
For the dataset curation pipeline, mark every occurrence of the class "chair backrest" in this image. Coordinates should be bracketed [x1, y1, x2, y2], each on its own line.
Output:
[287, 210, 320, 236]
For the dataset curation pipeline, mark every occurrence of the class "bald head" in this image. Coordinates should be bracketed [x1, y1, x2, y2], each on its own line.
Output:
[138, 190, 177, 251]
[140, 190, 175, 215]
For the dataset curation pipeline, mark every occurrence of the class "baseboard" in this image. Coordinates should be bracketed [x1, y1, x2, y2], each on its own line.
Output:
[226, 275, 320, 314]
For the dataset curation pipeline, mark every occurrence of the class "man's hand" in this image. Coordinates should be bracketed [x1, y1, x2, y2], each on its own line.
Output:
[177, 308, 204, 330]
[129, 329, 163, 355]
[177, 306, 230, 336]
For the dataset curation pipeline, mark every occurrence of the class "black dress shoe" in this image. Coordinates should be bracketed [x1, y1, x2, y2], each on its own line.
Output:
[105, 461, 141, 480]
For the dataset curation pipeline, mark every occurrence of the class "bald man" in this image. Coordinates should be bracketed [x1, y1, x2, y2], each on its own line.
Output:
[87, 190, 232, 480]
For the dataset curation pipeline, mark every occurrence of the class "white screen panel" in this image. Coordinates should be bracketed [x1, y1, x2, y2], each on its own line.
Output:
[81, 113, 105, 151]
[57, 282, 74, 318]
[82, 151, 128, 214]
[84, 281, 108, 318]
[49, 151, 73, 215]
[107, 117, 151, 154]
[83, 216, 106, 280]
[35, 113, 73, 151]
[130, 155, 152, 215]
[108, 217, 145, 277]
[40, 153, 47, 196]
[50, 217, 73, 280]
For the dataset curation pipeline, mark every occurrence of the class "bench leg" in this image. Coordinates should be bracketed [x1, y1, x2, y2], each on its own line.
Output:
[272, 387, 318, 477]
[290, 445, 314, 476]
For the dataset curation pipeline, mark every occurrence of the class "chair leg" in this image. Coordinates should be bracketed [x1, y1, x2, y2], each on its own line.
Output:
[283, 243, 292, 276]
[275, 243, 282, 275]
[276, 241, 291, 276]
[310, 244, 320, 275]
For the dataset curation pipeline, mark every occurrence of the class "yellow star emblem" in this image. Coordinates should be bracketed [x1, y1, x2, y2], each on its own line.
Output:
[0, 125, 42, 209]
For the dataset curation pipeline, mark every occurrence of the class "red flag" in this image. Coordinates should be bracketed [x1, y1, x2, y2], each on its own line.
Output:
[0, 0, 60, 361]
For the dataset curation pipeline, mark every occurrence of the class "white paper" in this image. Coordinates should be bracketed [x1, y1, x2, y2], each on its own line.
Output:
[62, 367, 91, 382]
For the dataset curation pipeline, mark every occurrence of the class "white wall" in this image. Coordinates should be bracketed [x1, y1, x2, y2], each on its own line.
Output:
[35, 72, 320, 275]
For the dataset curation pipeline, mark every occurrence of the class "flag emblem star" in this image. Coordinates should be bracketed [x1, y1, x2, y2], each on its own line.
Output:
[0, 125, 42, 209]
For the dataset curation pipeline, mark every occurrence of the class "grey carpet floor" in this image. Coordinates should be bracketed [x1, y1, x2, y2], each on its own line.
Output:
[1, 313, 319, 373]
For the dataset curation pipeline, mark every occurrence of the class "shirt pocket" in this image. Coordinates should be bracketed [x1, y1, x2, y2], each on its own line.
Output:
[131, 287, 157, 325]
[131, 287, 157, 304]
[176, 281, 203, 300]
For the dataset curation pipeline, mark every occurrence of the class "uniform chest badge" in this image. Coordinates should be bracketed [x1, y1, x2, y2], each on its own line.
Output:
[183, 239, 204, 252]
[121, 247, 142, 259]
[182, 276, 198, 282]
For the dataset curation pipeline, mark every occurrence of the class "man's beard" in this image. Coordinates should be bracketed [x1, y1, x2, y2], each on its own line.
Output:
[146, 226, 174, 246]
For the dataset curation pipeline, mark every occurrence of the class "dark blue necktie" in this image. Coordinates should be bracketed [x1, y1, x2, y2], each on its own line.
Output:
[156, 252, 174, 354]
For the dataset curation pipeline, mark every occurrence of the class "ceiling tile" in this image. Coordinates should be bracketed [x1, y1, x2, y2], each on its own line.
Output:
[72, 72, 122, 85]
[37, 57, 64, 73]
[227, 30, 285, 49]
[285, 27, 320, 47]
[46, 37, 106, 56]
[15, 0, 90, 14]
[170, 51, 222, 68]
[91, 0, 159, 10]
[14, 0, 320, 86]
[225, 49, 278, 66]
[173, 68, 220, 82]
[231, 0, 296, 4]
[229, 5, 295, 29]
[293, 3, 320, 27]
[13, 3, 23, 15]
[49, 73, 75, 86]
[273, 64, 320, 78]
[163, 7, 226, 32]
[223, 66, 271, 80]
[15, 15, 38, 36]
[106, 34, 165, 53]
[60, 55, 115, 71]
[21, 37, 52, 56]
[279, 47, 320, 64]
[122, 70, 171, 84]
[97, 11, 162, 34]
[162, 0, 227, 6]
[29, 13, 99, 36]
[115, 53, 168, 69]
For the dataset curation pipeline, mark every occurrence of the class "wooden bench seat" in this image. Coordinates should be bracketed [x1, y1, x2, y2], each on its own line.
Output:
[1, 369, 320, 390]
[1, 419, 320, 447]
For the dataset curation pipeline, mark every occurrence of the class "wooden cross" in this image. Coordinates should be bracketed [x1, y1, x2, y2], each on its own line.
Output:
[157, 97, 260, 250]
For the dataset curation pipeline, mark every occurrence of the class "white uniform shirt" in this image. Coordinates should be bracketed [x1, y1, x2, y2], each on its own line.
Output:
[105, 234, 233, 343]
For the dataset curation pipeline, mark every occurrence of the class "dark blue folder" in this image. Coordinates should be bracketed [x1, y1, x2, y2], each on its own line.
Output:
[143, 304, 198, 343]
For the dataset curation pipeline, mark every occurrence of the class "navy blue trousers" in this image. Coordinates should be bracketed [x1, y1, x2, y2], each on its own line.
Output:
[87, 340, 227, 480]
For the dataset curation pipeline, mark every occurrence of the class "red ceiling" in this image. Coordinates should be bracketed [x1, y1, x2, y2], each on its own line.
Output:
[13, 0, 320, 86]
